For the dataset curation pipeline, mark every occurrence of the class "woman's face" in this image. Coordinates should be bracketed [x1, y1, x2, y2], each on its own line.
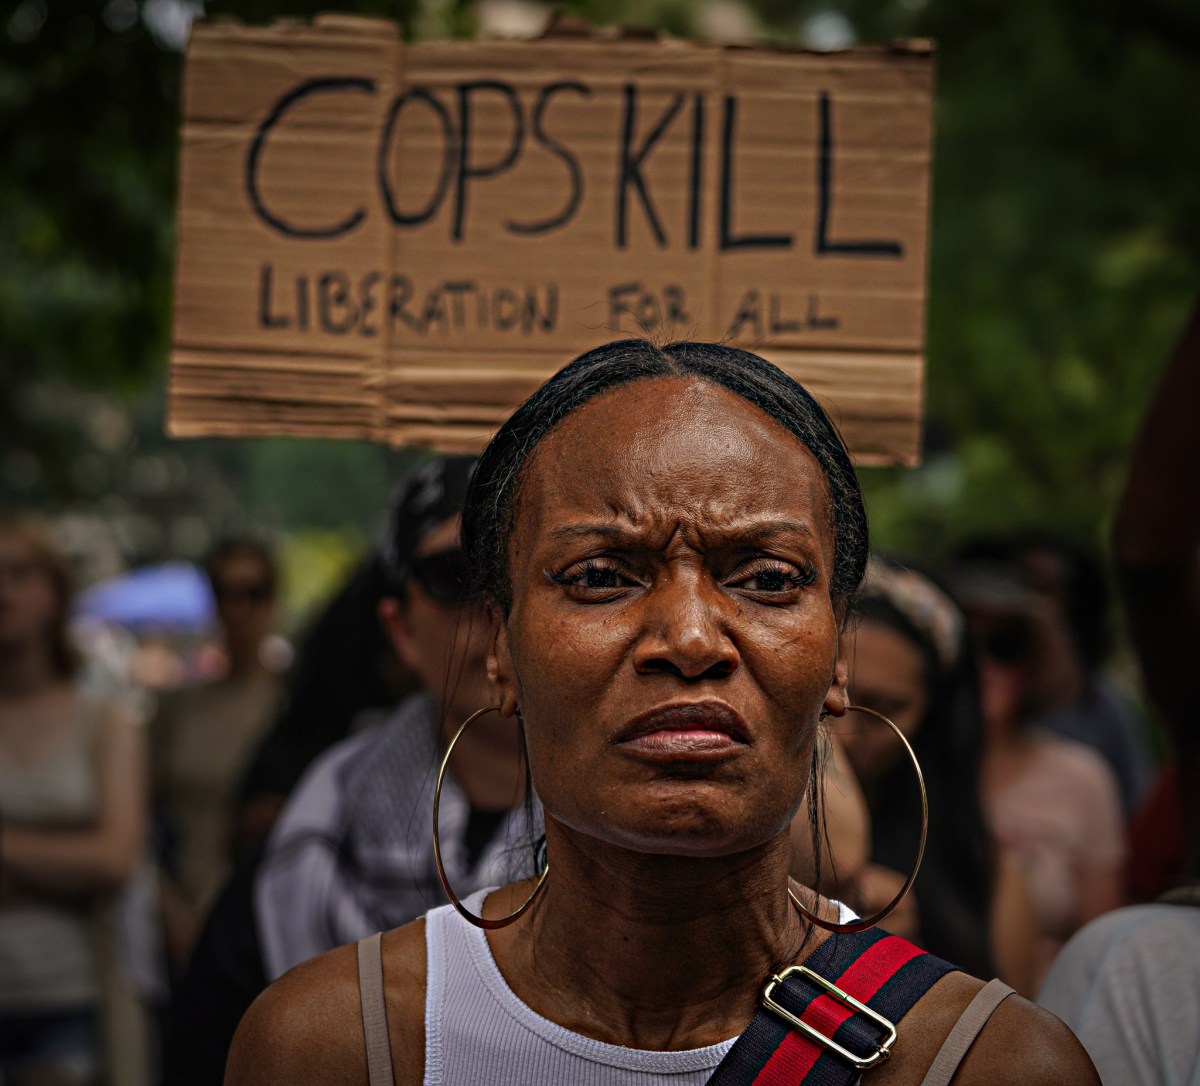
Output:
[0, 530, 61, 654]
[384, 515, 493, 729]
[490, 377, 849, 859]
[841, 619, 928, 784]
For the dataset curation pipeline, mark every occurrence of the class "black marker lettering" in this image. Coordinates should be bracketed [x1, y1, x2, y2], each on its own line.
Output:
[815, 91, 903, 258]
[523, 285, 558, 333]
[726, 289, 763, 340]
[769, 294, 800, 334]
[317, 272, 354, 334]
[616, 85, 683, 249]
[720, 95, 792, 251]
[378, 88, 455, 228]
[442, 280, 476, 328]
[358, 272, 381, 337]
[258, 264, 290, 328]
[806, 293, 840, 329]
[421, 287, 448, 333]
[246, 78, 374, 238]
[295, 275, 309, 332]
[493, 287, 520, 331]
[688, 94, 705, 251]
[389, 275, 418, 331]
[664, 285, 691, 326]
[607, 282, 643, 328]
[454, 81, 525, 243]
[508, 81, 590, 236]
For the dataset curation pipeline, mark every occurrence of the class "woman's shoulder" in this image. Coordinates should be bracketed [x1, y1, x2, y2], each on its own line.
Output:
[888, 971, 1098, 1086]
[226, 917, 428, 1086]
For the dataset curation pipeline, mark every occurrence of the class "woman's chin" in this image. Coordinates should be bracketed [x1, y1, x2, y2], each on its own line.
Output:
[559, 802, 786, 862]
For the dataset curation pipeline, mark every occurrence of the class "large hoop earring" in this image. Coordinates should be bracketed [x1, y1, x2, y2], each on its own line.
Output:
[432, 705, 549, 930]
[788, 704, 928, 934]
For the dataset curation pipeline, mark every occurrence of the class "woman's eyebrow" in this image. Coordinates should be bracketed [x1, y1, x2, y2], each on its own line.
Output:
[547, 523, 633, 543]
[545, 520, 817, 544]
[734, 521, 817, 544]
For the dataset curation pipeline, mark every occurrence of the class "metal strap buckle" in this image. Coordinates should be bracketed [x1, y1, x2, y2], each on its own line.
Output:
[761, 965, 897, 1071]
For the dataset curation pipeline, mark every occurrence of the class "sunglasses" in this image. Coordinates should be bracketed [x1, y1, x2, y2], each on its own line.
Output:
[976, 617, 1034, 665]
[213, 581, 274, 604]
[409, 548, 474, 606]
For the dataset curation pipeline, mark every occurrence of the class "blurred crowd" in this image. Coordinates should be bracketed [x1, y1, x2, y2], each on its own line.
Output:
[3, 300, 1200, 1086]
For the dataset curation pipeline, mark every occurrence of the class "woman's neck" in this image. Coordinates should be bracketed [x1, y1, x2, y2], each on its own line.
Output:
[489, 822, 824, 1050]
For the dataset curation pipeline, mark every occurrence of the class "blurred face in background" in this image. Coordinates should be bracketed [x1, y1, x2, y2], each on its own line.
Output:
[383, 516, 491, 731]
[0, 525, 65, 659]
[211, 549, 278, 666]
[842, 619, 928, 785]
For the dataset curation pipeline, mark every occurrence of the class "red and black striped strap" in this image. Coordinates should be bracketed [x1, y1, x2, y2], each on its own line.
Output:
[707, 928, 958, 1086]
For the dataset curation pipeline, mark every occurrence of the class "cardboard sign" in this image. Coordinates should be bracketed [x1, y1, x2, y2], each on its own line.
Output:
[169, 16, 934, 463]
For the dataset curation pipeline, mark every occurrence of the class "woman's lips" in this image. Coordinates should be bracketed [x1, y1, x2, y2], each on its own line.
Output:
[613, 701, 749, 759]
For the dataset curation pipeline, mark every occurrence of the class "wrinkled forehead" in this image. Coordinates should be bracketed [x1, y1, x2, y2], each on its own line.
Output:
[509, 376, 836, 561]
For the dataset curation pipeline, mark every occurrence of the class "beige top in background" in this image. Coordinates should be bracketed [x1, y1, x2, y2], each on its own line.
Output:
[0, 690, 103, 1011]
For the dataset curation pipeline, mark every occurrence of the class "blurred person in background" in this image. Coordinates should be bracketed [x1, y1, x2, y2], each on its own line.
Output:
[1039, 291, 1200, 1085]
[955, 533, 1153, 818]
[839, 557, 1039, 994]
[150, 540, 287, 974]
[163, 455, 539, 1086]
[0, 513, 147, 1086]
[952, 559, 1126, 991]
[231, 551, 416, 859]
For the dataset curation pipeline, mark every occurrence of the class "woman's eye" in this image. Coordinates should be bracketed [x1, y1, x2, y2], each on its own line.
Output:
[578, 565, 619, 588]
[732, 561, 815, 595]
[744, 569, 791, 592]
[546, 560, 636, 597]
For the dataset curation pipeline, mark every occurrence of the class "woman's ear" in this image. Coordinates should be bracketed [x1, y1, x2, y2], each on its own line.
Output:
[823, 628, 850, 718]
[487, 607, 520, 718]
[378, 597, 420, 673]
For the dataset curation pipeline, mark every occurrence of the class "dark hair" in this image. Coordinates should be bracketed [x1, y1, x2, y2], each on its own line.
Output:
[205, 538, 278, 597]
[381, 454, 478, 595]
[854, 573, 994, 976]
[954, 532, 1110, 671]
[462, 339, 868, 612]
[0, 512, 79, 679]
[236, 554, 412, 809]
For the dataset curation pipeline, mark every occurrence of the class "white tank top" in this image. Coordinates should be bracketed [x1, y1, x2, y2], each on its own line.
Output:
[423, 889, 735, 1085]
[356, 891, 1013, 1086]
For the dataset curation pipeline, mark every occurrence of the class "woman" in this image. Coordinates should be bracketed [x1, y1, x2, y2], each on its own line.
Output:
[228, 342, 1096, 1085]
[953, 562, 1126, 991]
[840, 559, 1038, 995]
[0, 513, 146, 1085]
[153, 539, 287, 972]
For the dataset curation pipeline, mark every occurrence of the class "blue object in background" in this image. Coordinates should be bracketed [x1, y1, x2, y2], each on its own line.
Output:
[75, 563, 215, 631]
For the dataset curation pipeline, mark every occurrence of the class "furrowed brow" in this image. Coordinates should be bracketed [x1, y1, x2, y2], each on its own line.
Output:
[547, 523, 633, 543]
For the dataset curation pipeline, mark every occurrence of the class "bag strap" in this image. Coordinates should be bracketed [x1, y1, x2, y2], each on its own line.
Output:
[707, 928, 958, 1086]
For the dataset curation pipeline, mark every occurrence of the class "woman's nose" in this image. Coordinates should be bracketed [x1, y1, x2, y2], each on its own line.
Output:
[632, 571, 739, 680]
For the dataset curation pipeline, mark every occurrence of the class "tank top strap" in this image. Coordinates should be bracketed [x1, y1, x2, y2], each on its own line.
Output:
[918, 978, 1014, 1086]
[357, 933, 397, 1086]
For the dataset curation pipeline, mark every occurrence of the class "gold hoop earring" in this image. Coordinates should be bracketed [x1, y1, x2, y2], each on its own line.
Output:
[433, 704, 549, 930]
[788, 704, 927, 934]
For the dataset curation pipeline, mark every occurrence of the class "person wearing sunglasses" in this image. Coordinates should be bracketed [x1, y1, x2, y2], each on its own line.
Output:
[252, 454, 539, 979]
[151, 539, 287, 974]
[159, 456, 541, 1086]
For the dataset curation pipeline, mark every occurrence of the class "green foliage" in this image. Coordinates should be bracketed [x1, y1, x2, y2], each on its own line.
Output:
[2, 0, 1199, 587]
[766, 0, 1200, 560]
